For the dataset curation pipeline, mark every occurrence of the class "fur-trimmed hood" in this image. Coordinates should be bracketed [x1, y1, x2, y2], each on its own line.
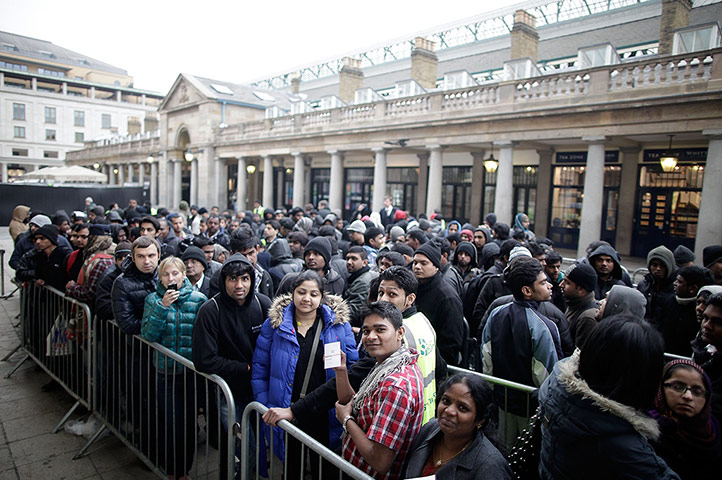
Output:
[267, 292, 349, 329]
[555, 351, 660, 441]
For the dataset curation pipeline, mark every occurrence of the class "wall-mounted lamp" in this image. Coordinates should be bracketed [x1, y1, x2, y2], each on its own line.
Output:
[184, 149, 194, 162]
[93, 163, 100, 170]
[484, 149, 499, 173]
[247, 164, 256, 174]
[113, 168, 119, 174]
[285, 168, 293, 175]
[660, 135, 678, 172]
[147, 154, 154, 163]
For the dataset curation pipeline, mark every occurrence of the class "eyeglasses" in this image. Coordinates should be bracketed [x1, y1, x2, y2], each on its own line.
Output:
[663, 381, 707, 398]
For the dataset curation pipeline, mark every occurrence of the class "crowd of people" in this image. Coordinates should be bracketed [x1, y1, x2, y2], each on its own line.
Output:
[7, 195, 722, 479]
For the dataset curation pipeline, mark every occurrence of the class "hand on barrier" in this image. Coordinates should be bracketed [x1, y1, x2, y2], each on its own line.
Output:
[262, 407, 294, 427]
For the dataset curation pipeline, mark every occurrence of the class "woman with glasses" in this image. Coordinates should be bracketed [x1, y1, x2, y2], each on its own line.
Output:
[649, 359, 721, 479]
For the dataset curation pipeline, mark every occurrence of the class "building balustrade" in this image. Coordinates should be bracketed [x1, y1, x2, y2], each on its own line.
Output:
[609, 52, 715, 91]
[216, 48, 722, 143]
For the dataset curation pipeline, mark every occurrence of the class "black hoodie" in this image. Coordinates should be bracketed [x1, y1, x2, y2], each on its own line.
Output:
[192, 254, 271, 404]
[587, 244, 626, 300]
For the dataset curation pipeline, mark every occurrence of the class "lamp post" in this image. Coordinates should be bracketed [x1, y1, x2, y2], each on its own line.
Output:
[484, 149, 499, 173]
[660, 135, 678, 172]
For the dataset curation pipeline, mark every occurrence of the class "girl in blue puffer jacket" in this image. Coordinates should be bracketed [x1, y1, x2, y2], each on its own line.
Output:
[252, 269, 358, 479]
[142, 256, 206, 480]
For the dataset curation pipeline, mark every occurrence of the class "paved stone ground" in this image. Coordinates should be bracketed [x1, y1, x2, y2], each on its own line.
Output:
[0, 227, 157, 480]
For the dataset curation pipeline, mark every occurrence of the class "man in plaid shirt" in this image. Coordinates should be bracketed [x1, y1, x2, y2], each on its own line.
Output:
[65, 224, 115, 307]
[335, 302, 424, 480]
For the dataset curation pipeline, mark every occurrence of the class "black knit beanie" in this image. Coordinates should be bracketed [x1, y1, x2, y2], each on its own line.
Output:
[415, 242, 442, 269]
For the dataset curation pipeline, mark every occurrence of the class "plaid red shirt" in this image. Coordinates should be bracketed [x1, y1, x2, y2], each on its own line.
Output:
[342, 358, 424, 480]
[65, 254, 114, 303]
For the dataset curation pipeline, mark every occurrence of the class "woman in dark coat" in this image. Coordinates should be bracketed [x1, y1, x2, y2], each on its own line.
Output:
[403, 374, 511, 479]
[538, 315, 680, 480]
[649, 359, 721, 479]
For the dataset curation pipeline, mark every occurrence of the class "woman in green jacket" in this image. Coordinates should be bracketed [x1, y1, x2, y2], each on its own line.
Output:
[142, 256, 206, 480]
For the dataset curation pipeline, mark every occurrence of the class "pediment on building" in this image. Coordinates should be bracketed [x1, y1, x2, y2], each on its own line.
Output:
[159, 75, 207, 112]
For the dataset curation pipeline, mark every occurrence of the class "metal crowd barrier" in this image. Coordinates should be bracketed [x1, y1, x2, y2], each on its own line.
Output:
[83, 318, 237, 479]
[664, 352, 693, 362]
[5, 282, 93, 432]
[240, 401, 374, 480]
[448, 365, 537, 447]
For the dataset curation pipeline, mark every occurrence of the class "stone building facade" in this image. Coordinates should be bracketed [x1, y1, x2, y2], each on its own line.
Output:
[65, 0, 722, 258]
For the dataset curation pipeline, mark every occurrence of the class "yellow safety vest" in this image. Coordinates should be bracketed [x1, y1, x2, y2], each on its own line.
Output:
[403, 311, 437, 425]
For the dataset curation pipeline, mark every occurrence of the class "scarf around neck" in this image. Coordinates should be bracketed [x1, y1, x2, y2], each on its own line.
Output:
[351, 344, 414, 416]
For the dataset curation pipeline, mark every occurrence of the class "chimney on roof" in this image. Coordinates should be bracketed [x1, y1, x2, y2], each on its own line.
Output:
[144, 115, 159, 133]
[411, 37, 438, 89]
[339, 57, 363, 104]
[290, 72, 300, 94]
[510, 9, 539, 62]
[127, 117, 141, 135]
[659, 0, 693, 55]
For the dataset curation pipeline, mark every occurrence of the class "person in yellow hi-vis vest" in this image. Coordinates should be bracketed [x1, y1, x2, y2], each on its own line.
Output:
[376, 266, 438, 425]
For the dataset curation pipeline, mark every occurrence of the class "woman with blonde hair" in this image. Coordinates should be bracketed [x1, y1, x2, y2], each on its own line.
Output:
[142, 256, 207, 480]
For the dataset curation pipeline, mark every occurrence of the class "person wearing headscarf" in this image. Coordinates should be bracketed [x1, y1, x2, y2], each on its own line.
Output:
[648, 359, 721, 479]
[511, 213, 536, 242]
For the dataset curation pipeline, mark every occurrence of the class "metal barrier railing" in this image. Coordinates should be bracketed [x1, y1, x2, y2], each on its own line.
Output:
[448, 365, 537, 447]
[5, 282, 93, 432]
[664, 352, 692, 363]
[240, 401, 374, 480]
[83, 318, 237, 479]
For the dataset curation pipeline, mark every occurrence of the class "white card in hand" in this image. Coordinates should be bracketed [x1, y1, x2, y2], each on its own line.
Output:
[324, 341, 341, 369]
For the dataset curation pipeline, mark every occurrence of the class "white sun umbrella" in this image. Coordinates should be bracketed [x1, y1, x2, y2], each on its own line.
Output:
[22, 165, 108, 183]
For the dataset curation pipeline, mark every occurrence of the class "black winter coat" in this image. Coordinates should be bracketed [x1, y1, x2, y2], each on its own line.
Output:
[415, 271, 464, 367]
[111, 256, 157, 335]
[95, 265, 122, 321]
[539, 353, 680, 480]
[15, 246, 71, 291]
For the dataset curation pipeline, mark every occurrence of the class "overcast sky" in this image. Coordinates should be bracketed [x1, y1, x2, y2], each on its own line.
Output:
[0, 0, 526, 94]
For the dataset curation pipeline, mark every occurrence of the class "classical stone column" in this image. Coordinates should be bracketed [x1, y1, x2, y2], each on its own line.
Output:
[1, 162, 7, 183]
[470, 151, 486, 225]
[263, 155, 274, 209]
[425, 145, 443, 217]
[493, 141, 515, 225]
[126, 164, 133, 183]
[292, 152, 304, 207]
[103, 165, 110, 184]
[696, 130, 722, 259]
[372, 148, 388, 212]
[304, 158, 312, 205]
[535, 148, 554, 239]
[118, 164, 125, 185]
[158, 153, 168, 207]
[215, 157, 226, 209]
[138, 162, 145, 186]
[417, 153, 429, 217]
[190, 158, 199, 207]
[616, 147, 641, 256]
[577, 137, 606, 258]
[237, 157, 247, 211]
[173, 159, 182, 211]
[150, 161, 158, 206]
[328, 150, 345, 214]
